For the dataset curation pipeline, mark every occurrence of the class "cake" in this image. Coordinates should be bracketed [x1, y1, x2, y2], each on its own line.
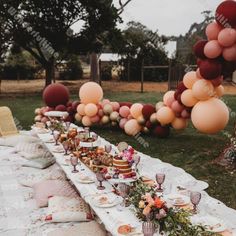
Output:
[113, 157, 132, 175]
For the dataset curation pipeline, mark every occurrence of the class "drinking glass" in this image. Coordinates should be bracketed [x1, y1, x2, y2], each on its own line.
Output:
[96, 172, 105, 190]
[65, 121, 71, 132]
[53, 131, 60, 145]
[92, 133, 98, 141]
[142, 221, 156, 236]
[70, 156, 79, 173]
[190, 191, 201, 214]
[118, 183, 130, 208]
[133, 154, 141, 171]
[105, 144, 112, 153]
[74, 136, 80, 150]
[62, 141, 69, 155]
[156, 173, 165, 192]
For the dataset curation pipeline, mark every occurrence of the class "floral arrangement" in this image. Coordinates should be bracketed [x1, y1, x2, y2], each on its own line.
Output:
[117, 147, 135, 164]
[129, 180, 220, 236]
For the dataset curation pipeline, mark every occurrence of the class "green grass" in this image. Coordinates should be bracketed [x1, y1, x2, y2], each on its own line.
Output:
[0, 92, 236, 209]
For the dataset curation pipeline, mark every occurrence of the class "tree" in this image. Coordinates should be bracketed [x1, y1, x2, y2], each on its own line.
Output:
[118, 21, 169, 81]
[0, 0, 128, 86]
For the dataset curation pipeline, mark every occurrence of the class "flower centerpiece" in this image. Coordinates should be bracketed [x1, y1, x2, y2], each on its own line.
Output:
[129, 180, 220, 236]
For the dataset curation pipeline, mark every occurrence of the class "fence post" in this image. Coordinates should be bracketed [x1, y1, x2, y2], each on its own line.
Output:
[141, 59, 144, 93]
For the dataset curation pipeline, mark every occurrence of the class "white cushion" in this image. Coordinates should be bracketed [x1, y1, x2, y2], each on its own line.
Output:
[22, 155, 55, 169]
[0, 134, 39, 147]
[45, 196, 92, 223]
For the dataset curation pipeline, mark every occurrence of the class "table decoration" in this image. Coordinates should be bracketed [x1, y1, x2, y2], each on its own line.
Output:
[190, 191, 202, 214]
[70, 156, 79, 173]
[96, 172, 106, 190]
[155, 173, 165, 193]
[128, 179, 221, 235]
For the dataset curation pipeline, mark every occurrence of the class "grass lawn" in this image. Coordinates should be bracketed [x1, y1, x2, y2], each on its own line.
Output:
[0, 91, 236, 209]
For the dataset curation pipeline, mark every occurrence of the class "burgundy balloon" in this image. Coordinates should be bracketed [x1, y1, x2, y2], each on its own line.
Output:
[215, 0, 236, 28]
[197, 58, 203, 67]
[211, 76, 223, 87]
[67, 106, 74, 115]
[66, 101, 72, 107]
[193, 40, 208, 59]
[176, 81, 187, 94]
[43, 83, 69, 107]
[153, 125, 170, 138]
[55, 104, 67, 111]
[64, 115, 74, 123]
[72, 101, 80, 111]
[119, 102, 132, 108]
[145, 121, 153, 130]
[142, 104, 156, 120]
[199, 59, 222, 80]
[222, 61, 236, 78]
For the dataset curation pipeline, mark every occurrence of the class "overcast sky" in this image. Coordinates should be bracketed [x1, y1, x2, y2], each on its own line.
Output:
[118, 0, 222, 36]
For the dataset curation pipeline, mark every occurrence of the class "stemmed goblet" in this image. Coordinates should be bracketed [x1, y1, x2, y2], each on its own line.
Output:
[70, 156, 79, 173]
[96, 172, 105, 190]
[133, 154, 141, 172]
[156, 173, 165, 192]
[65, 121, 71, 132]
[118, 183, 130, 210]
[190, 191, 201, 214]
[62, 141, 69, 155]
[105, 144, 112, 154]
[53, 131, 60, 146]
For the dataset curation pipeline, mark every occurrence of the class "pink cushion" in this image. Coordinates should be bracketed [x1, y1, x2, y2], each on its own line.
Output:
[33, 180, 79, 207]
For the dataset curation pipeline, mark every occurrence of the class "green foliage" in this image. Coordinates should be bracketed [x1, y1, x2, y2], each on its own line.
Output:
[60, 55, 83, 80]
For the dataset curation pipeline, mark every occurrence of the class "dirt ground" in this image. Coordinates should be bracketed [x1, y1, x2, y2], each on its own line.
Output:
[0, 79, 236, 95]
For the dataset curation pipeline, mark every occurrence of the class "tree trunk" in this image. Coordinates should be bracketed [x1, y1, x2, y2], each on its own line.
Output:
[45, 58, 55, 87]
[90, 52, 99, 82]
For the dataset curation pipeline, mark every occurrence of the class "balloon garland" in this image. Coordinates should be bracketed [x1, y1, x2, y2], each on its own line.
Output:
[35, 1, 235, 137]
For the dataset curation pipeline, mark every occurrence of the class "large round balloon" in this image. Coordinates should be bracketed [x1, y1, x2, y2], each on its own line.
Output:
[191, 98, 229, 134]
[84, 103, 98, 117]
[204, 40, 222, 59]
[163, 91, 175, 106]
[77, 104, 86, 116]
[199, 59, 222, 80]
[82, 116, 92, 127]
[192, 79, 214, 100]
[119, 106, 130, 118]
[222, 44, 236, 61]
[79, 82, 103, 104]
[156, 106, 175, 125]
[43, 83, 69, 107]
[181, 89, 198, 107]
[124, 119, 142, 136]
[215, 0, 236, 28]
[130, 103, 143, 119]
[218, 28, 236, 47]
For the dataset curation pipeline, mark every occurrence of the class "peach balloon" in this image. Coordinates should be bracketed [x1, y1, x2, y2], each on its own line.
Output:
[119, 106, 130, 118]
[183, 71, 199, 89]
[171, 101, 184, 113]
[218, 28, 236, 47]
[102, 99, 110, 107]
[110, 111, 119, 121]
[84, 103, 98, 117]
[79, 82, 103, 104]
[103, 104, 113, 115]
[77, 104, 86, 116]
[130, 103, 143, 119]
[215, 85, 224, 97]
[181, 89, 198, 107]
[171, 117, 188, 130]
[163, 91, 175, 106]
[191, 98, 229, 134]
[196, 69, 204, 79]
[166, 96, 176, 107]
[101, 115, 110, 124]
[124, 119, 142, 136]
[192, 79, 214, 100]
[156, 101, 164, 111]
[156, 107, 175, 125]
[111, 102, 120, 111]
[206, 22, 222, 40]
[119, 118, 128, 129]
[75, 113, 82, 122]
[82, 116, 92, 126]
[223, 44, 236, 61]
[204, 40, 222, 59]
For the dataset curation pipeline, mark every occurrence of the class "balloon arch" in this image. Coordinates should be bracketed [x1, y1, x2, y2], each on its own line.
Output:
[35, 1, 236, 138]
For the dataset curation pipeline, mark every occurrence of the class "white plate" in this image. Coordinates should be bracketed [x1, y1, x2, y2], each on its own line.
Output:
[165, 194, 190, 206]
[45, 139, 54, 143]
[52, 147, 64, 153]
[77, 174, 95, 184]
[92, 193, 122, 208]
[108, 177, 137, 184]
[191, 215, 227, 233]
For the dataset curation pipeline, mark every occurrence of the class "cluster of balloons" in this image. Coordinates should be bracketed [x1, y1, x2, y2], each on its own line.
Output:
[35, 83, 79, 123]
[74, 82, 171, 137]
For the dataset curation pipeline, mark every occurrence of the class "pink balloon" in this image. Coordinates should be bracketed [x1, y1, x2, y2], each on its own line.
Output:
[98, 109, 104, 117]
[119, 118, 128, 129]
[166, 97, 175, 107]
[101, 99, 110, 107]
[196, 69, 204, 79]
[163, 91, 175, 106]
[204, 40, 222, 59]
[82, 116, 92, 126]
[127, 114, 133, 120]
[90, 115, 100, 123]
[111, 102, 120, 111]
[171, 101, 184, 113]
[206, 22, 222, 40]
[119, 106, 130, 118]
[223, 44, 236, 61]
[218, 28, 236, 47]
[181, 109, 191, 119]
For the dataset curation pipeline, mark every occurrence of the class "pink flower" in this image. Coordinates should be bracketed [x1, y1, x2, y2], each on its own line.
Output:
[145, 193, 154, 206]
[143, 205, 151, 216]
[156, 209, 167, 220]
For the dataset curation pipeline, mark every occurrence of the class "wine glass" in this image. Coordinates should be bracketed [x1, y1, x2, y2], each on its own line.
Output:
[92, 133, 98, 141]
[118, 183, 130, 208]
[62, 141, 69, 155]
[133, 154, 141, 171]
[190, 191, 201, 214]
[70, 156, 79, 173]
[53, 131, 60, 146]
[74, 136, 80, 150]
[105, 144, 112, 153]
[65, 121, 71, 132]
[96, 172, 105, 190]
[156, 173, 165, 192]
[142, 222, 156, 236]
[84, 127, 90, 139]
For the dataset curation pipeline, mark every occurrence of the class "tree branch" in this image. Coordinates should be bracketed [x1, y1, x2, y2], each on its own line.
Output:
[117, 0, 132, 14]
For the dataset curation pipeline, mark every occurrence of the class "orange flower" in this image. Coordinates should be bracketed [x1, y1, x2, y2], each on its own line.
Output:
[143, 205, 151, 216]
[154, 197, 164, 209]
